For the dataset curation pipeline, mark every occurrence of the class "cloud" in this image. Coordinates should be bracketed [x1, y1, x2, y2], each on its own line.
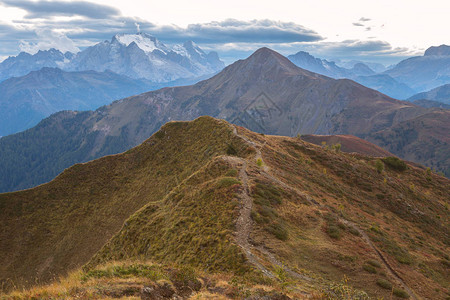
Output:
[177, 19, 323, 43]
[0, 0, 120, 19]
[0, 22, 35, 57]
[6, 17, 324, 51]
[290, 39, 417, 64]
[19, 29, 80, 54]
[0, 2, 412, 66]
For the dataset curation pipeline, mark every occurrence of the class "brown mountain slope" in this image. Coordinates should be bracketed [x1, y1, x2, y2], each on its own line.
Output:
[2, 47, 446, 194]
[300, 134, 393, 157]
[1, 117, 449, 299]
[368, 110, 450, 176]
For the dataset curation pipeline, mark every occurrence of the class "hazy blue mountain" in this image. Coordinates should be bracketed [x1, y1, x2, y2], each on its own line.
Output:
[0, 49, 73, 82]
[288, 50, 415, 98]
[354, 74, 416, 99]
[337, 60, 388, 73]
[287, 51, 350, 78]
[407, 83, 450, 105]
[0, 67, 189, 137]
[385, 45, 450, 92]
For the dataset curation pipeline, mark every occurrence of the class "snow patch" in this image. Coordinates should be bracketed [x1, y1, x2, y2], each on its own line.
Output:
[115, 33, 168, 54]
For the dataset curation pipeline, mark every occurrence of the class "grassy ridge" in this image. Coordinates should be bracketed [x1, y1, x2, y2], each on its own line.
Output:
[0, 117, 250, 291]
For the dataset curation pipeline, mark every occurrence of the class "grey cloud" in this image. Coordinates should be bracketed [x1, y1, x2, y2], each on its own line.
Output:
[295, 40, 414, 64]
[0, 22, 36, 57]
[153, 19, 323, 43]
[12, 18, 323, 44]
[353, 22, 364, 26]
[359, 17, 371, 22]
[0, 0, 120, 19]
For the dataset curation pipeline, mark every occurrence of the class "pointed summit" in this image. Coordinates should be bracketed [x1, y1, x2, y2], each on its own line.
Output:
[246, 47, 298, 69]
[217, 47, 319, 82]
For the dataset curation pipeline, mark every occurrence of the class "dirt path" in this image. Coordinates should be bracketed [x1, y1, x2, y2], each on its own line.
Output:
[340, 219, 419, 300]
[228, 126, 313, 282]
[229, 125, 419, 300]
[222, 155, 275, 278]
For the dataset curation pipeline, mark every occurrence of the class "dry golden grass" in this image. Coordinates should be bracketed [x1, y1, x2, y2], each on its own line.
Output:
[1, 117, 449, 299]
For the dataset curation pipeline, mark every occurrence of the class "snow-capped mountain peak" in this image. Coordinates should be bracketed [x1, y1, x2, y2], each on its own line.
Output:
[0, 32, 225, 83]
[113, 33, 169, 54]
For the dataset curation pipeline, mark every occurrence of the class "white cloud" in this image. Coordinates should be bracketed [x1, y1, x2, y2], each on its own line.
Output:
[19, 29, 80, 54]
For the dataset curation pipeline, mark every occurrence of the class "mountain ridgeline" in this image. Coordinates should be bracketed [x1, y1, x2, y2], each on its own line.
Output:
[0, 47, 449, 193]
[1, 117, 449, 299]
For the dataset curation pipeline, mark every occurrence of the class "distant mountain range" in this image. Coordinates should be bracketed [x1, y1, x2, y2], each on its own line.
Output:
[287, 51, 416, 99]
[1, 47, 448, 193]
[384, 45, 450, 92]
[288, 45, 450, 100]
[0, 33, 224, 83]
[408, 83, 450, 105]
[0, 68, 157, 137]
[0, 33, 224, 136]
[0, 67, 212, 137]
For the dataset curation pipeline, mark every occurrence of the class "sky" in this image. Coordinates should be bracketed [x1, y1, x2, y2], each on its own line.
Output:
[0, 0, 448, 65]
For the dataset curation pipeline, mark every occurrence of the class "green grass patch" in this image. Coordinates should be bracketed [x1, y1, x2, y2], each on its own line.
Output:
[266, 222, 288, 241]
[225, 169, 238, 177]
[217, 177, 241, 188]
[326, 225, 342, 239]
[382, 157, 407, 171]
[376, 278, 392, 289]
[393, 288, 409, 298]
[362, 264, 377, 274]
[367, 259, 381, 268]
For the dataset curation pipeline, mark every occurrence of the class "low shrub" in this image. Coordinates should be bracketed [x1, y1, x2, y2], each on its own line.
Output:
[362, 264, 377, 274]
[217, 177, 241, 188]
[266, 222, 288, 241]
[226, 144, 238, 156]
[367, 260, 381, 268]
[326, 225, 342, 239]
[256, 158, 263, 167]
[376, 278, 392, 289]
[375, 159, 384, 173]
[393, 288, 409, 298]
[382, 157, 407, 171]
